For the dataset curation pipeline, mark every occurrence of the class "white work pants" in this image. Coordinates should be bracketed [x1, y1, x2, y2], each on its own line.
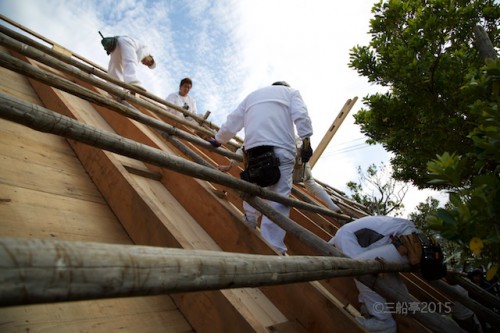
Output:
[333, 236, 409, 323]
[257, 147, 295, 254]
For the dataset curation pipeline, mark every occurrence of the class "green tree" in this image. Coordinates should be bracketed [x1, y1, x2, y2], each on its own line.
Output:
[346, 162, 408, 216]
[408, 196, 440, 232]
[348, 0, 499, 188]
[426, 58, 500, 270]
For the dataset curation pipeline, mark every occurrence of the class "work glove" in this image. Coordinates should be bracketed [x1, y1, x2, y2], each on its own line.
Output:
[207, 137, 221, 148]
[301, 137, 313, 163]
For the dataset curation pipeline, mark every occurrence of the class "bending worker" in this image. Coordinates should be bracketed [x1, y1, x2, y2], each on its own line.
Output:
[106, 35, 156, 91]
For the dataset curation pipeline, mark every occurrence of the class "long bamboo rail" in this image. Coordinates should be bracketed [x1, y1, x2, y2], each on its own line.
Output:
[0, 92, 348, 220]
[0, 237, 410, 307]
[0, 39, 354, 223]
[0, 25, 355, 220]
[0, 19, 245, 144]
[0, 30, 221, 146]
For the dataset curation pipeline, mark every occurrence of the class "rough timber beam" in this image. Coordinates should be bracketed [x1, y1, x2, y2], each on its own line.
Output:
[309, 97, 357, 168]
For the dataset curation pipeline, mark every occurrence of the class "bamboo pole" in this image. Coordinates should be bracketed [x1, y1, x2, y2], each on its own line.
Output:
[160, 132, 215, 168]
[0, 31, 222, 143]
[0, 45, 240, 162]
[447, 272, 500, 310]
[0, 22, 246, 145]
[0, 237, 411, 307]
[0, 14, 106, 72]
[429, 279, 500, 328]
[0, 92, 347, 220]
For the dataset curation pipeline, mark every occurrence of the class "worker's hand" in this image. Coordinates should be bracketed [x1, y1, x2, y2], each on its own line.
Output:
[207, 137, 221, 148]
[301, 138, 313, 163]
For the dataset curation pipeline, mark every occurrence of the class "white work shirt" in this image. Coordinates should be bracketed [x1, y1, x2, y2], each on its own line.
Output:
[165, 92, 198, 121]
[108, 36, 152, 86]
[215, 85, 313, 153]
[330, 216, 418, 258]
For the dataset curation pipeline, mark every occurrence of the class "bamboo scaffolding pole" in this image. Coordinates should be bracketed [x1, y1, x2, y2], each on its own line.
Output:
[447, 272, 500, 309]
[0, 29, 356, 221]
[0, 31, 225, 145]
[0, 14, 106, 72]
[0, 22, 222, 132]
[0, 92, 347, 220]
[0, 44, 240, 162]
[0, 237, 410, 307]
[160, 132, 215, 168]
[241, 195, 348, 257]
[429, 279, 500, 328]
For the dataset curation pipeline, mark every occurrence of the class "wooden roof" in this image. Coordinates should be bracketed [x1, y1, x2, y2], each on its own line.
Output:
[1, 16, 494, 333]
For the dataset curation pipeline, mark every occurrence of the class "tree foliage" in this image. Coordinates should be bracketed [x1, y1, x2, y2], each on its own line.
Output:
[426, 58, 500, 270]
[346, 162, 408, 216]
[348, 0, 500, 188]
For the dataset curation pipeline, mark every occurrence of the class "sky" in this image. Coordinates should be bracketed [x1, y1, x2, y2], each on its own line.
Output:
[0, 0, 448, 216]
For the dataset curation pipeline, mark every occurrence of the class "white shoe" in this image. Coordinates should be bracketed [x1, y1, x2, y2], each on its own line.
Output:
[355, 317, 396, 333]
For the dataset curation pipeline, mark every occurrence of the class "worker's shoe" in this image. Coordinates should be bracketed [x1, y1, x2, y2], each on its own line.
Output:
[355, 317, 396, 333]
[243, 215, 258, 229]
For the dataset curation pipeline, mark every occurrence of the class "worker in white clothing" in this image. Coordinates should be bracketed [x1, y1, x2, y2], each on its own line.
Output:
[107, 36, 156, 90]
[209, 81, 313, 254]
[165, 77, 200, 122]
[328, 216, 419, 333]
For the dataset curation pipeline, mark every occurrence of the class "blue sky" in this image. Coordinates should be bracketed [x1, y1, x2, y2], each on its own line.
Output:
[0, 0, 447, 215]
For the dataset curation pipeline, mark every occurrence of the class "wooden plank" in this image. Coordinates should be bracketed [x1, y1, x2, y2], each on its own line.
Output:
[0, 134, 106, 204]
[0, 183, 128, 243]
[0, 296, 191, 333]
[0, 46, 42, 104]
[309, 97, 357, 168]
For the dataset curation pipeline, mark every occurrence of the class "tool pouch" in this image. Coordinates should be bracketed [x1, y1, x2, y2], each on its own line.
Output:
[240, 146, 280, 187]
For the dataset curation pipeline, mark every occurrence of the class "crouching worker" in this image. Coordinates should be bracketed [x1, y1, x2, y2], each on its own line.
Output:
[328, 215, 446, 333]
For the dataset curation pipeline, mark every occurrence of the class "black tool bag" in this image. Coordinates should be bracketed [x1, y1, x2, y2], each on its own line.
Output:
[417, 233, 447, 281]
[99, 31, 118, 55]
[240, 146, 280, 187]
